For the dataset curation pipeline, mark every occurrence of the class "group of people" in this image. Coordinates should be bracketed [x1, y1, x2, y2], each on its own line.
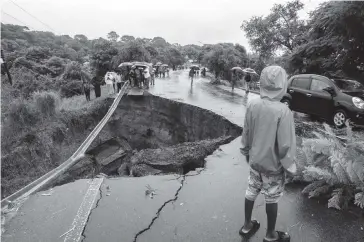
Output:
[81, 73, 103, 102]
[128, 66, 154, 88]
[188, 67, 206, 84]
[105, 71, 124, 95]
[154, 66, 170, 78]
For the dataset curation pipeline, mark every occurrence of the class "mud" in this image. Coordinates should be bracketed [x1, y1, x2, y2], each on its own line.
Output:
[55, 94, 242, 185]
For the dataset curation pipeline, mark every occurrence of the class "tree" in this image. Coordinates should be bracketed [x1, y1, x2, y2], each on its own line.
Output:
[74, 34, 88, 43]
[25, 46, 51, 62]
[107, 31, 119, 42]
[242, 0, 307, 57]
[120, 35, 135, 42]
[118, 40, 151, 63]
[46, 56, 65, 75]
[90, 39, 118, 76]
[152, 37, 168, 48]
[202, 44, 247, 81]
[288, 1, 364, 80]
[165, 47, 184, 69]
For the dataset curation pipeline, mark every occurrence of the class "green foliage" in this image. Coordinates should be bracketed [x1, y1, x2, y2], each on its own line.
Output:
[90, 39, 118, 76]
[46, 56, 66, 75]
[287, 1, 364, 80]
[202, 43, 247, 80]
[242, 0, 307, 57]
[118, 40, 151, 63]
[7, 98, 39, 130]
[25, 46, 51, 62]
[32, 91, 60, 118]
[296, 122, 364, 209]
[107, 31, 119, 42]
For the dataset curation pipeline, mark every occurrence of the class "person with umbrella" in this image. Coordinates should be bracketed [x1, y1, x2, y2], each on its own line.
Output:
[189, 67, 195, 85]
[243, 68, 257, 95]
[231, 67, 244, 92]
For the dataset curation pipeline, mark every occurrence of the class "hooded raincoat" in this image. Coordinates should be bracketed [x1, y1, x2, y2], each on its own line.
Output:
[241, 66, 297, 175]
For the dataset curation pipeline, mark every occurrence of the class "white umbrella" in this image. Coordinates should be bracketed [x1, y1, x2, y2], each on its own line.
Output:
[243, 68, 257, 75]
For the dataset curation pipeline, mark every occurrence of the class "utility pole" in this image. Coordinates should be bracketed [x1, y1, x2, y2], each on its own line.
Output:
[1, 49, 13, 85]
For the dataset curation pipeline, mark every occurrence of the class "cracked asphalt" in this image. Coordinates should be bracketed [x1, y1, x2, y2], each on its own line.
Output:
[2, 71, 363, 242]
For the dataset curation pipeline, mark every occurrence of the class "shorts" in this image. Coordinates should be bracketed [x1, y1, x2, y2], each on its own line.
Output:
[245, 168, 285, 204]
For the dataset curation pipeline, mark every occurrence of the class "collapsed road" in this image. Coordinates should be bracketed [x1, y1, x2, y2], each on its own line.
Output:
[2, 71, 363, 242]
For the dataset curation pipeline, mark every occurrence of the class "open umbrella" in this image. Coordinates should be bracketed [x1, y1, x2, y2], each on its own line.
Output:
[243, 68, 257, 75]
[231, 67, 244, 72]
[118, 62, 133, 68]
[190, 65, 200, 70]
[161, 64, 168, 67]
[155, 62, 162, 66]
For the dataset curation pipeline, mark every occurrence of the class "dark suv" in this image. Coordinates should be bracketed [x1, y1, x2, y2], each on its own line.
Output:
[281, 74, 364, 128]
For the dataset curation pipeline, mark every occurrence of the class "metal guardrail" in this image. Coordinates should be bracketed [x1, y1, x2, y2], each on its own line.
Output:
[1, 81, 130, 208]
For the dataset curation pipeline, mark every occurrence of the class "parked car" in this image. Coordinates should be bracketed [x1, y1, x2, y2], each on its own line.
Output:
[281, 74, 364, 128]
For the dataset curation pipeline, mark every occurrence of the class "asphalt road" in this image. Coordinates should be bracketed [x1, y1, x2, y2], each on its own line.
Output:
[2, 71, 363, 242]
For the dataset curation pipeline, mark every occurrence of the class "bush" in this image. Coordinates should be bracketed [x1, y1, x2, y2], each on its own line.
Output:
[11, 67, 56, 98]
[32, 91, 60, 118]
[60, 80, 83, 98]
[46, 56, 65, 75]
[295, 122, 364, 210]
[7, 98, 39, 130]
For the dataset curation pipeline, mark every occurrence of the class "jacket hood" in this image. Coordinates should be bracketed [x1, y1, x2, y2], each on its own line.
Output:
[259, 66, 288, 101]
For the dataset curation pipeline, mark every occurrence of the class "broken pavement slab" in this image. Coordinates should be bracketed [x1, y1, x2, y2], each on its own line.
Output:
[2, 179, 94, 242]
[81, 175, 183, 242]
[137, 137, 364, 242]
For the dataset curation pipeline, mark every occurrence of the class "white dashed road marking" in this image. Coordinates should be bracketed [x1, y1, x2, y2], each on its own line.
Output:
[64, 178, 104, 242]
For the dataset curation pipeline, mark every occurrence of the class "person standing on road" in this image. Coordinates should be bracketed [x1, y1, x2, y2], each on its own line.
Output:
[151, 68, 155, 85]
[231, 69, 237, 92]
[240, 66, 296, 242]
[129, 66, 137, 87]
[201, 67, 206, 77]
[245, 73, 251, 94]
[189, 68, 194, 85]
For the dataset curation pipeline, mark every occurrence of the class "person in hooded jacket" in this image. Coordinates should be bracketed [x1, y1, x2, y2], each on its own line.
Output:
[239, 66, 296, 242]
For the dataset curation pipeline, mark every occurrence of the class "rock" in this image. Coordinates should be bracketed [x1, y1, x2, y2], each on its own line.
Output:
[117, 163, 130, 176]
[129, 136, 235, 176]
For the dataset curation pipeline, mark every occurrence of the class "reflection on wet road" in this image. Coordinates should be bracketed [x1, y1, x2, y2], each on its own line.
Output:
[149, 70, 254, 127]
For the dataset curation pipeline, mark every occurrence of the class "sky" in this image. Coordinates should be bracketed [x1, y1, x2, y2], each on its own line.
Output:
[1, 0, 326, 50]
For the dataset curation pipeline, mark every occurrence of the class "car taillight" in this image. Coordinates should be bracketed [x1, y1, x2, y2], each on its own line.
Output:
[352, 97, 364, 109]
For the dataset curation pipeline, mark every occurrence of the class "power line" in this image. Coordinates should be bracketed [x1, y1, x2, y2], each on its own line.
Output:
[1, 11, 33, 28]
[9, 0, 56, 32]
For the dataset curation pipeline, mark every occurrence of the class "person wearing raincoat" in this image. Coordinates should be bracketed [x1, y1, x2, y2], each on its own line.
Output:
[239, 66, 296, 242]
[105, 72, 114, 95]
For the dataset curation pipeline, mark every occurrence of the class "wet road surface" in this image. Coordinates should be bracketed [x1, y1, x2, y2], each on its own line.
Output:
[2, 71, 363, 242]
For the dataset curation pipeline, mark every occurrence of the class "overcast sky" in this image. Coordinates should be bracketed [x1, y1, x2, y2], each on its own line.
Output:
[1, 0, 326, 50]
